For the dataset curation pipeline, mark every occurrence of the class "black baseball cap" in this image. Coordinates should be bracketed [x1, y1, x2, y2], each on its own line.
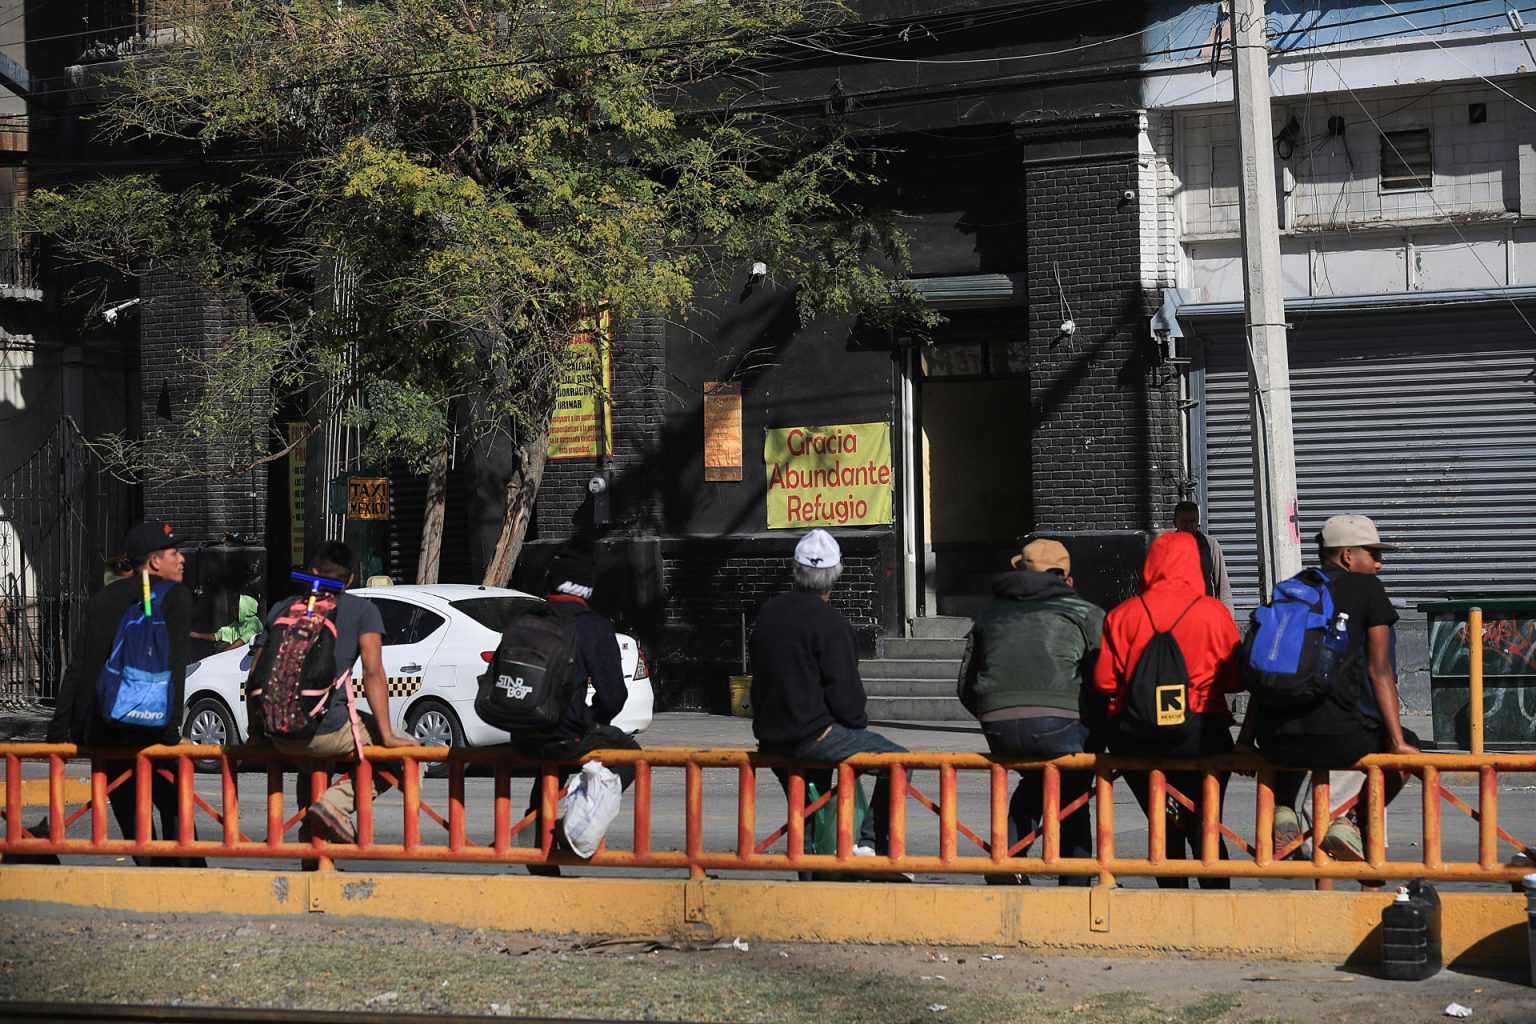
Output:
[124, 521, 182, 562]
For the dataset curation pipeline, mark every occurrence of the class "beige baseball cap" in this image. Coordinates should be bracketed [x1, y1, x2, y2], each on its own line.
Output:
[1319, 514, 1397, 550]
[1011, 538, 1071, 574]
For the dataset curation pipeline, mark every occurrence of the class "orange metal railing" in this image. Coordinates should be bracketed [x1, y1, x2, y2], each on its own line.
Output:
[1, 744, 1532, 885]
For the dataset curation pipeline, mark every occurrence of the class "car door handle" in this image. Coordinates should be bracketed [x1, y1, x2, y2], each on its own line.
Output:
[400, 663, 422, 673]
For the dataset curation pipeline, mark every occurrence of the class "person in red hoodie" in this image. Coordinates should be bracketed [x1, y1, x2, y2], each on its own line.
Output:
[1092, 531, 1243, 888]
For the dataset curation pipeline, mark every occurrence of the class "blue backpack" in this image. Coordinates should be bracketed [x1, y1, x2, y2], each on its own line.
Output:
[96, 579, 178, 730]
[1241, 568, 1346, 708]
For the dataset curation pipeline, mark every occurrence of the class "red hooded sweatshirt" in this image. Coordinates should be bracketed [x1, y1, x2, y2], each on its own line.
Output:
[1092, 531, 1243, 719]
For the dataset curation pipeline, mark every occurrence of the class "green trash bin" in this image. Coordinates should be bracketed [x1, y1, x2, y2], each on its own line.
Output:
[1420, 597, 1536, 752]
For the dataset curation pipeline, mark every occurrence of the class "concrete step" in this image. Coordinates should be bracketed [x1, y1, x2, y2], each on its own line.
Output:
[861, 678, 956, 698]
[877, 637, 967, 660]
[859, 658, 958, 680]
[910, 616, 973, 640]
[865, 695, 973, 722]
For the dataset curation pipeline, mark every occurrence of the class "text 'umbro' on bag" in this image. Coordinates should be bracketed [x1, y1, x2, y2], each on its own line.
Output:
[475, 601, 580, 737]
[247, 593, 343, 739]
[1117, 596, 1201, 745]
[1241, 567, 1346, 708]
[96, 578, 178, 729]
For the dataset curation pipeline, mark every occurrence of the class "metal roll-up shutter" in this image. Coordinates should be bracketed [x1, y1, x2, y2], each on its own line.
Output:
[1198, 311, 1536, 611]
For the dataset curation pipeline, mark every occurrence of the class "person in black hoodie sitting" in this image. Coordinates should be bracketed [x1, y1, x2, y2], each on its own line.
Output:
[751, 529, 908, 870]
[516, 540, 640, 876]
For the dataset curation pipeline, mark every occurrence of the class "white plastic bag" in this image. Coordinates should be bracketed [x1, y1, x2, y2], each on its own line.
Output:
[558, 760, 623, 859]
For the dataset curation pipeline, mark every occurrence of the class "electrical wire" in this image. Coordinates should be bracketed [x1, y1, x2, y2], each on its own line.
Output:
[1374, 0, 1536, 116]
[1318, 57, 1536, 341]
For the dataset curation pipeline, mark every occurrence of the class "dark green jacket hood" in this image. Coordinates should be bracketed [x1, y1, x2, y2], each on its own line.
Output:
[957, 576, 1105, 718]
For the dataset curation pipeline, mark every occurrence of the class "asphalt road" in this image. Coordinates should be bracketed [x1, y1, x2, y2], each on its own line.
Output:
[23, 711, 1529, 891]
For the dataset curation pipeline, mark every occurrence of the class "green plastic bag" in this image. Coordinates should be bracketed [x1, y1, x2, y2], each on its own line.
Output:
[806, 779, 868, 857]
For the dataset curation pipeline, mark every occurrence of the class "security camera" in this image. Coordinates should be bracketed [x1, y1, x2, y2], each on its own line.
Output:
[101, 297, 141, 324]
[1122, 189, 1137, 202]
[749, 261, 768, 281]
[1059, 319, 1077, 337]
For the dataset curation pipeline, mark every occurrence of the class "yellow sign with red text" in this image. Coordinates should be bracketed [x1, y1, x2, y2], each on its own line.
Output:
[547, 311, 613, 460]
[764, 422, 893, 529]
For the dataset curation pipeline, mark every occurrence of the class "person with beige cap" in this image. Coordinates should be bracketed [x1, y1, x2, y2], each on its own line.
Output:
[1247, 513, 1420, 881]
[958, 537, 1105, 885]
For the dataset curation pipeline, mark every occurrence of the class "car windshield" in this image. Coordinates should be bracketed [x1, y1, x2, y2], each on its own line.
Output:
[451, 596, 541, 632]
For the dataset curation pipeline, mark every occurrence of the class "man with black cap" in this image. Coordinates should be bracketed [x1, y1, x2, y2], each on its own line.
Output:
[751, 529, 909, 874]
[44, 521, 202, 866]
[516, 539, 640, 875]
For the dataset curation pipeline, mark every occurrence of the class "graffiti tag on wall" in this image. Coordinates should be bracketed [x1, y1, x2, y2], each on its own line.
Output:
[1428, 616, 1536, 677]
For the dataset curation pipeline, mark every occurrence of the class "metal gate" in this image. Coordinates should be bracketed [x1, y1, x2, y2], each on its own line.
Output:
[0, 419, 138, 708]
[1193, 308, 1536, 610]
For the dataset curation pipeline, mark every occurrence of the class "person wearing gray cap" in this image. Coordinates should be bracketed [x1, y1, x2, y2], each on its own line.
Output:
[1245, 514, 1420, 883]
[751, 529, 909, 877]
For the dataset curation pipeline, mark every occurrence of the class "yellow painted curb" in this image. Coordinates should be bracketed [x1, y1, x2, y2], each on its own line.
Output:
[0, 777, 92, 807]
[0, 866, 1526, 967]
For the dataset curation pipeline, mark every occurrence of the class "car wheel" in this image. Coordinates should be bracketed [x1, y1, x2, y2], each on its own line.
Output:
[183, 696, 236, 773]
[404, 701, 463, 780]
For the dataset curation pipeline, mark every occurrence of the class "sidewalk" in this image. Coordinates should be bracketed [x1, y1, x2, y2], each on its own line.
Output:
[636, 709, 1438, 754]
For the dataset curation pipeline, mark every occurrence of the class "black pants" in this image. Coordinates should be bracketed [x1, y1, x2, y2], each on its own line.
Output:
[89, 722, 205, 868]
[517, 724, 641, 818]
[1110, 712, 1233, 890]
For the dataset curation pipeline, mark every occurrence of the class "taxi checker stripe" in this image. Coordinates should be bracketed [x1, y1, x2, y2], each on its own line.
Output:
[241, 677, 422, 699]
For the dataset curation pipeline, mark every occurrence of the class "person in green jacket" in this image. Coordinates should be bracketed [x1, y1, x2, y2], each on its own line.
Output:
[958, 538, 1105, 885]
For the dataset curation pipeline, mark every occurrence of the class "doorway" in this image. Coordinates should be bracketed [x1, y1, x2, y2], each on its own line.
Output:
[915, 310, 1032, 618]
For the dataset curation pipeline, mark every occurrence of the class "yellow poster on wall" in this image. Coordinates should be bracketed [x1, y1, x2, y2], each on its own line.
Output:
[547, 310, 613, 460]
[764, 422, 893, 529]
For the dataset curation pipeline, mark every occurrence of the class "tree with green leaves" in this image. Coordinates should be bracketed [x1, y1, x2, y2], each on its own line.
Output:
[28, 0, 929, 583]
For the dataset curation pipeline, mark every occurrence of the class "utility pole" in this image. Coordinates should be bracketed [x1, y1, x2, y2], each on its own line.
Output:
[1230, 0, 1301, 593]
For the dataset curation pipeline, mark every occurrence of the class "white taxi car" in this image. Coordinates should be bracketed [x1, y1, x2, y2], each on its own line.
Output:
[180, 584, 653, 774]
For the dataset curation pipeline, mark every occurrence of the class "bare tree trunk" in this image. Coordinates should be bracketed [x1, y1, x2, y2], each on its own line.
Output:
[481, 420, 552, 588]
[415, 436, 450, 584]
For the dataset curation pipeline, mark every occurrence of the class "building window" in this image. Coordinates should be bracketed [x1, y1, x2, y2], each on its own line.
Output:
[1210, 143, 1239, 207]
[1380, 128, 1432, 192]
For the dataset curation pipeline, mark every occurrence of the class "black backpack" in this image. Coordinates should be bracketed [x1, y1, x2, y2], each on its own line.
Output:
[1117, 596, 1201, 745]
[246, 593, 344, 739]
[475, 600, 581, 737]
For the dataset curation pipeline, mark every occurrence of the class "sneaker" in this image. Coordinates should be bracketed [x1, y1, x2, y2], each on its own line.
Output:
[305, 802, 356, 845]
[850, 844, 913, 882]
[984, 873, 1029, 886]
[1320, 818, 1364, 862]
[1273, 806, 1303, 858]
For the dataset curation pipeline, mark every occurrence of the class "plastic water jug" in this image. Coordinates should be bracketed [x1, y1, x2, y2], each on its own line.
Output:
[1381, 880, 1442, 980]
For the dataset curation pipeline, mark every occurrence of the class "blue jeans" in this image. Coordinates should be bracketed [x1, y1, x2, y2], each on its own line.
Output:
[982, 716, 1094, 884]
[768, 723, 908, 854]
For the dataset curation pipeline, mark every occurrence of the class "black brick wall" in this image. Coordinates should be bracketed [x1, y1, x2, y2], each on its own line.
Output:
[655, 533, 891, 712]
[138, 269, 267, 547]
[1022, 149, 1181, 533]
[535, 315, 667, 536]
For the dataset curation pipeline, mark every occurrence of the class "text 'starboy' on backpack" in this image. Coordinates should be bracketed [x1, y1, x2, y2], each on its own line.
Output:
[1241, 568, 1343, 708]
[1118, 596, 1201, 745]
[475, 601, 580, 736]
[247, 594, 344, 738]
[96, 579, 177, 729]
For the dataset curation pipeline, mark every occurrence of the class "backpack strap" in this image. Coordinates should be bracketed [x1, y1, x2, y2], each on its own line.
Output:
[1136, 594, 1202, 634]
